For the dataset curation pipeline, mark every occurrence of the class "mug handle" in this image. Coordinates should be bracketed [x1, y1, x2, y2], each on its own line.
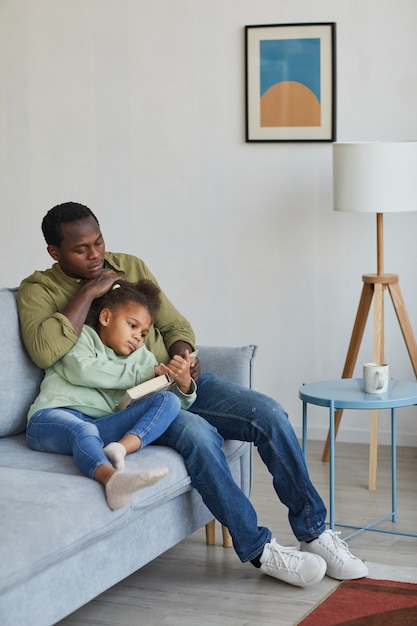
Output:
[375, 371, 383, 390]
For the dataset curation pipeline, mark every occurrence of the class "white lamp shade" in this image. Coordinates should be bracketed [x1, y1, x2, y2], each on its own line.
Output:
[333, 142, 417, 213]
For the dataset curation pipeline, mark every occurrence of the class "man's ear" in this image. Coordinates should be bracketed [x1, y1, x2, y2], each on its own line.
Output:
[98, 308, 112, 327]
[47, 245, 60, 261]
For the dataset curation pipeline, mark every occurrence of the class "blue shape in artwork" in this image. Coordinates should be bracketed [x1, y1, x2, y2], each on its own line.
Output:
[260, 38, 321, 101]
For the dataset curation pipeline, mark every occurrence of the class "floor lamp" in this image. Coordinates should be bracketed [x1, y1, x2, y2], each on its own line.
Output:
[321, 142, 417, 490]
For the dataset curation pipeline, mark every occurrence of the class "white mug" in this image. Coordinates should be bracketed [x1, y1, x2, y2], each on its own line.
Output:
[363, 362, 389, 394]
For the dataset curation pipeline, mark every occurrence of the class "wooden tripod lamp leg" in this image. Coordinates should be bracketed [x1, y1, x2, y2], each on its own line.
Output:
[321, 281, 374, 462]
[388, 282, 417, 377]
[369, 282, 385, 490]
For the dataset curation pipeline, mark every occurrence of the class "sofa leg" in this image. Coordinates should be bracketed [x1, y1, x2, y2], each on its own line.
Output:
[221, 524, 233, 548]
[205, 520, 216, 545]
[205, 520, 232, 548]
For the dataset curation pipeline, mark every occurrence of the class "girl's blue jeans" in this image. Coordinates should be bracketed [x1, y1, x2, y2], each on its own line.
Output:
[26, 391, 180, 479]
[155, 373, 327, 563]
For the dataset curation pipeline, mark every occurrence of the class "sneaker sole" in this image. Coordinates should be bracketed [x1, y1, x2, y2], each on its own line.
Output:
[325, 564, 369, 580]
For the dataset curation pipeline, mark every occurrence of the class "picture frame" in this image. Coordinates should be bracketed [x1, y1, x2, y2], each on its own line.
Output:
[245, 22, 336, 142]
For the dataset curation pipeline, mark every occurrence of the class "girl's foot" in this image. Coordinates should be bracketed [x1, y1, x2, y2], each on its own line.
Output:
[103, 442, 127, 470]
[105, 467, 168, 510]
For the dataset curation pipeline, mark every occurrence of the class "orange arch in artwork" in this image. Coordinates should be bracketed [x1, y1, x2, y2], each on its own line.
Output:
[260, 81, 320, 127]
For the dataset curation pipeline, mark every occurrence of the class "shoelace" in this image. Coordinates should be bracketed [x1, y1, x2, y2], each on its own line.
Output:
[324, 531, 351, 556]
[266, 543, 302, 572]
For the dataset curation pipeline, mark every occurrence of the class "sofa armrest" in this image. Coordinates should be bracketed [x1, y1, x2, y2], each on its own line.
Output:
[196, 344, 257, 389]
[196, 344, 257, 545]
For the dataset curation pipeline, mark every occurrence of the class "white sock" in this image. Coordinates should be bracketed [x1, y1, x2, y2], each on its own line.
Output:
[103, 442, 127, 470]
[105, 467, 168, 510]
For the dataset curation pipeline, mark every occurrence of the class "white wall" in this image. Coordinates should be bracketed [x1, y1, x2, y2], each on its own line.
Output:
[2, 0, 417, 446]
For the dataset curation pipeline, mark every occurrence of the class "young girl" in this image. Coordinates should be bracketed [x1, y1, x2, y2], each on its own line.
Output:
[26, 280, 196, 510]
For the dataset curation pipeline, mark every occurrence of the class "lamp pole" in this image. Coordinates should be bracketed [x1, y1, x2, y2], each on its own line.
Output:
[376, 212, 383, 276]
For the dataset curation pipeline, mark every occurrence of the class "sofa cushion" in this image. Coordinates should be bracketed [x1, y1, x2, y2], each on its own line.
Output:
[0, 445, 189, 595]
[198, 344, 257, 388]
[0, 289, 43, 437]
[0, 438, 248, 593]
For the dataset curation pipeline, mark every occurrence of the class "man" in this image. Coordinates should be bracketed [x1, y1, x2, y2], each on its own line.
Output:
[18, 202, 368, 588]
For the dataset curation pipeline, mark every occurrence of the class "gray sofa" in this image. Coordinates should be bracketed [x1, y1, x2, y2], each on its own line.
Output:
[0, 287, 256, 626]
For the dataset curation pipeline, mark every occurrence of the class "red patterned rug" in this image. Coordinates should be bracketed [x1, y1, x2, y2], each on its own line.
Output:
[298, 578, 417, 625]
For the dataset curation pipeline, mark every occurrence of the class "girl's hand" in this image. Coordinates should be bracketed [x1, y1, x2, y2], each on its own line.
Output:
[154, 364, 165, 377]
[169, 341, 201, 381]
[161, 350, 193, 394]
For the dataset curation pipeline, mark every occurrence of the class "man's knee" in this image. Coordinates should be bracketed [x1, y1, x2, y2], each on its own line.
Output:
[161, 411, 224, 452]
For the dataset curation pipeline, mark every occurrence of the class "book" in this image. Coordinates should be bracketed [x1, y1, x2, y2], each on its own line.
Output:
[117, 373, 172, 411]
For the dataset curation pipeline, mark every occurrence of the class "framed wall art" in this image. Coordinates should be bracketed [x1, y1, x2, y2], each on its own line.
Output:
[245, 22, 336, 142]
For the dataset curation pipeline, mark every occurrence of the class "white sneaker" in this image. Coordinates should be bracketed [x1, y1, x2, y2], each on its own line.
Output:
[300, 530, 369, 580]
[260, 538, 326, 587]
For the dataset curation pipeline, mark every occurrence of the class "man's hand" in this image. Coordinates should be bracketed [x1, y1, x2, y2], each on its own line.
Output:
[61, 270, 121, 337]
[80, 270, 122, 299]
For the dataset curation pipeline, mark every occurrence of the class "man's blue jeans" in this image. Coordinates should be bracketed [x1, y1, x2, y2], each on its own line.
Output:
[27, 391, 181, 479]
[156, 373, 327, 563]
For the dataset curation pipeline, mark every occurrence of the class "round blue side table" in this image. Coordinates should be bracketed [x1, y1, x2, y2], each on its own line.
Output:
[299, 378, 417, 539]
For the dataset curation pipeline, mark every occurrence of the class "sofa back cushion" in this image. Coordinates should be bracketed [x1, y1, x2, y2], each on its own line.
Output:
[197, 344, 257, 388]
[0, 288, 43, 437]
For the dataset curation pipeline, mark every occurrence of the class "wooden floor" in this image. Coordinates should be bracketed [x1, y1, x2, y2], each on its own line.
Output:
[58, 441, 417, 626]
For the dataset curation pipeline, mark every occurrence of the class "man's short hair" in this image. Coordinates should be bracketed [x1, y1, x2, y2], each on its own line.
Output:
[41, 202, 99, 246]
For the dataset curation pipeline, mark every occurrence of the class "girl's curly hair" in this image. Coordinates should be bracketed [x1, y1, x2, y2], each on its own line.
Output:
[86, 279, 161, 331]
